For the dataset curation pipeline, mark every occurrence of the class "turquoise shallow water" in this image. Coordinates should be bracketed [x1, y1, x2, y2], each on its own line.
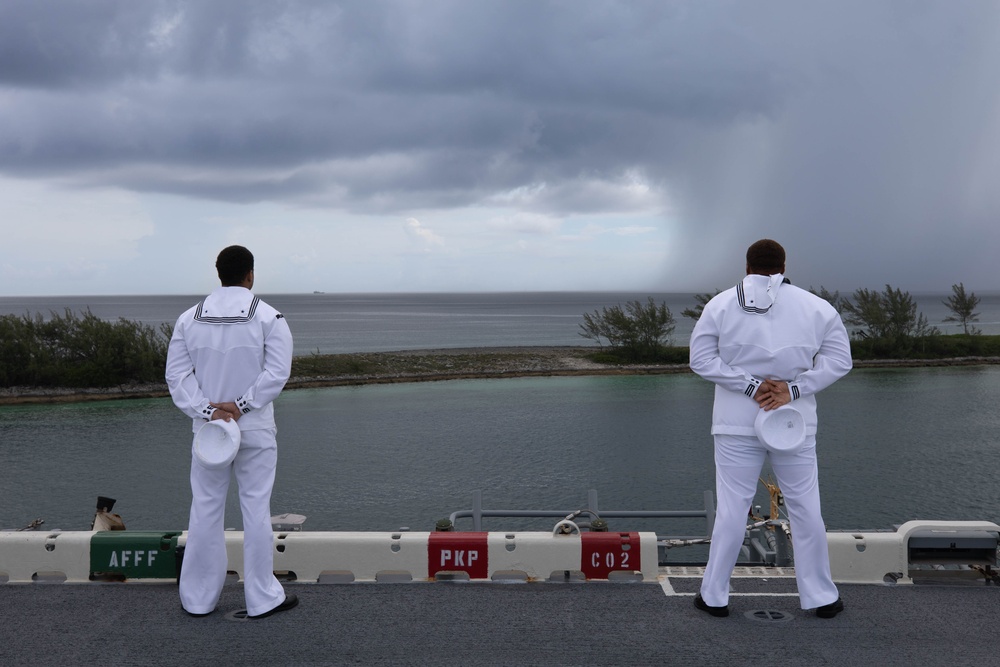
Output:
[2, 367, 998, 536]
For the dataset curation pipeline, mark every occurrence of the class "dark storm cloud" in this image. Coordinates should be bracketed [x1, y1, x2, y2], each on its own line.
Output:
[0, 2, 787, 183]
[1, 0, 999, 291]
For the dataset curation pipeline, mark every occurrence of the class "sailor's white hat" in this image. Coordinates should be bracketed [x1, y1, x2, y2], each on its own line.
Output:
[194, 419, 241, 469]
[753, 404, 806, 453]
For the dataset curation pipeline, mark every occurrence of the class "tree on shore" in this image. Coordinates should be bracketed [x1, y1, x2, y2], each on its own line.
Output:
[579, 297, 675, 361]
[809, 286, 842, 312]
[681, 291, 720, 321]
[840, 285, 936, 354]
[0, 309, 170, 388]
[942, 282, 981, 335]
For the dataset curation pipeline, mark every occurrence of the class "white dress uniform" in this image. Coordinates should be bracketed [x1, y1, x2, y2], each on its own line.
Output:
[165, 285, 292, 617]
[689, 274, 852, 609]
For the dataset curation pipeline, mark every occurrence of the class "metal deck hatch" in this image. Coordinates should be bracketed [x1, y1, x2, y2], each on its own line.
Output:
[907, 529, 998, 567]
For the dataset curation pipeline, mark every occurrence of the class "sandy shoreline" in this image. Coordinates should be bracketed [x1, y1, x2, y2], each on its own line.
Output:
[1, 346, 998, 406]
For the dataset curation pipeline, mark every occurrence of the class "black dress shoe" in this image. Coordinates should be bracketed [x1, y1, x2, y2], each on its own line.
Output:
[182, 607, 213, 617]
[816, 597, 844, 618]
[249, 594, 299, 619]
[694, 594, 730, 617]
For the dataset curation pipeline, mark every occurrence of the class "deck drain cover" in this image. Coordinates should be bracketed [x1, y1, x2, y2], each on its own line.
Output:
[744, 609, 793, 623]
[224, 609, 250, 622]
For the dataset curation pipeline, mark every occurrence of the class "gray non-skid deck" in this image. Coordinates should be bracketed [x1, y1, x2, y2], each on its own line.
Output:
[2, 575, 997, 666]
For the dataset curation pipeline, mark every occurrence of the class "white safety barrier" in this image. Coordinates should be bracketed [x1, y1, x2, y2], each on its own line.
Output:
[483, 531, 659, 582]
[0, 532, 94, 583]
[828, 520, 1000, 584]
[483, 532, 582, 581]
[273, 531, 430, 582]
[183, 530, 659, 583]
[7, 524, 992, 585]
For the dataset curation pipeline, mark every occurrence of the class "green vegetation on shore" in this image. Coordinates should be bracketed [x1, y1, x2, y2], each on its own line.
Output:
[581, 283, 995, 365]
[579, 297, 678, 363]
[2, 282, 999, 394]
[0, 309, 170, 388]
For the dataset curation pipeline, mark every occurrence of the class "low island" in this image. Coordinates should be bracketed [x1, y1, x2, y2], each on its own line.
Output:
[2, 346, 998, 406]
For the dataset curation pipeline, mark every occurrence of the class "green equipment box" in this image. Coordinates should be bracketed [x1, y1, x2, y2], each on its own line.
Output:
[90, 532, 183, 581]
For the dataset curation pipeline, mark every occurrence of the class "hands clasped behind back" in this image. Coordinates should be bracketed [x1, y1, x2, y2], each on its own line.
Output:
[754, 379, 791, 411]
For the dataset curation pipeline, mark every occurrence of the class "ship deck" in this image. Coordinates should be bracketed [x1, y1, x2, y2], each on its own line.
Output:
[3, 568, 997, 666]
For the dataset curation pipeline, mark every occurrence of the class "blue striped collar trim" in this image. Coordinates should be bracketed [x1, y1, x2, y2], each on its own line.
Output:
[193, 296, 260, 323]
[736, 282, 773, 314]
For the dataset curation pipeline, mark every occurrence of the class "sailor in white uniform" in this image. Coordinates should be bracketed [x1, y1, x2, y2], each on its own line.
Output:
[165, 245, 297, 619]
[689, 239, 852, 618]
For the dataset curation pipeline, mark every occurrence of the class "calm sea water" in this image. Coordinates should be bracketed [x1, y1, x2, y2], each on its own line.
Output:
[0, 293, 998, 539]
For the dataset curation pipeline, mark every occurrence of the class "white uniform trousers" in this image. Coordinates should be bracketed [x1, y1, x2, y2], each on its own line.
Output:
[700, 434, 839, 610]
[180, 427, 286, 617]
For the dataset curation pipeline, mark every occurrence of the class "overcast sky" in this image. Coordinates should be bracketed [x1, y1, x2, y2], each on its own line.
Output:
[1, 1, 998, 297]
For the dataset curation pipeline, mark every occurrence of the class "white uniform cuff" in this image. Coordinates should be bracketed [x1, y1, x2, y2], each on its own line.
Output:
[788, 382, 801, 400]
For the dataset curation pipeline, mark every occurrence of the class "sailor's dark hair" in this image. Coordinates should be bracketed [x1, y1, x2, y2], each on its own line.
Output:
[746, 239, 785, 275]
[216, 245, 254, 286]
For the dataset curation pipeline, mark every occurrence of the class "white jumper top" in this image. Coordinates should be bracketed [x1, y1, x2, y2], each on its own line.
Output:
[689, 274, 852, 436]
[165, 286, 292, 433]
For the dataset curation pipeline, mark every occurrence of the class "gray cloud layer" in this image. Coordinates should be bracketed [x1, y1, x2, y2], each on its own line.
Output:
[2, 0, 998, 291]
